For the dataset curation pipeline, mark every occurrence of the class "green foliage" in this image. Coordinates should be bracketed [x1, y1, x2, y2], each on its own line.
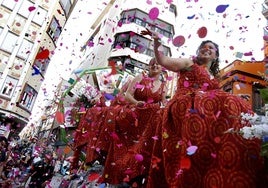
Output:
[261, 141, 268, 157]
[60, 127, 68, 143]
[260, 88, 268, 103]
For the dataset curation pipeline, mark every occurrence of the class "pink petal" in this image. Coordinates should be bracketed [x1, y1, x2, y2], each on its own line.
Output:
[28, 6, 36, 12]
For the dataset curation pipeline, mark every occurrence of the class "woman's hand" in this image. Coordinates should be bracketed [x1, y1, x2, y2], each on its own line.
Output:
[141, 28, 161, 49]
[136, 101, 145, 107]
[141, 28, 160, 40]
[140, 28, 152, 36]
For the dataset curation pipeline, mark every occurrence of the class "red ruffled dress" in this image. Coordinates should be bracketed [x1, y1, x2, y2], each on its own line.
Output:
[72, 76, 165, 178]
[145, 63, 267, 188]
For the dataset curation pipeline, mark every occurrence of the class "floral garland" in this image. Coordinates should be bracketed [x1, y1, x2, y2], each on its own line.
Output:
[239, 112, 268, 157]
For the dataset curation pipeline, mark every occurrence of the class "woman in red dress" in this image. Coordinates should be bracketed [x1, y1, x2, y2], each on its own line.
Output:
[71, 58, 167, 178]
[136, 29, 268, 188]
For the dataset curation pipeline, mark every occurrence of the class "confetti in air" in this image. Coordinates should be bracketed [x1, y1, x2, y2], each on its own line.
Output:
[148, 7, 159, 20]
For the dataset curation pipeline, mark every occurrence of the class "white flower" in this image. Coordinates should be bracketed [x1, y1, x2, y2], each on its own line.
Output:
[240, 126, 254, 139]
[72, 80, 99, 101]
[240, 112, 268, 140]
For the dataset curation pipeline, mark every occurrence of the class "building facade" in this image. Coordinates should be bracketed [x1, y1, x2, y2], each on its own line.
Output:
[220, 60, 267, 115]
[75, 0, 178, 98]
[262, 0, 268, 79]
[0, 0, 77, 138]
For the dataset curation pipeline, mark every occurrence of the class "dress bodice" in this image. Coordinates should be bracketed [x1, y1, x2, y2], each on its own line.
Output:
[177, 63, 219, 95]
[133, 76, 164, 103]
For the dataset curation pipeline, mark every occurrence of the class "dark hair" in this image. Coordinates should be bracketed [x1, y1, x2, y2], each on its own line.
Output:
[148, 57, 156, 66]
[196, 40, 220, 77]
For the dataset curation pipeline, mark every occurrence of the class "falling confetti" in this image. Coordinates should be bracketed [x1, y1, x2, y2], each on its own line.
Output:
[197, 26, 207, 38]
[166, 0, 173, 4]
[211, 153, 217, 158]
[186, 145, 198, 155]
[28, 6, 36, 12]
[216, 4, 229, 13]
[183, 80, 189, 87]
[172, 35, 185, 47]
[134, 154, 144, 162]
[187, 14, 195, 19]
[215, 111, 221, 118]
[148, 7, 159, 20]
[104, 93, 115, 100]
[146, 0, 152, 5]
[244, 51, 253, 56]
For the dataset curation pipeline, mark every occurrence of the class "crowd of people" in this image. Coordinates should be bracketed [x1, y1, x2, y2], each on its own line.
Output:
[0, 136, 58, 188]
[0, 28, 267, 188]
[0, 135, 103, 188]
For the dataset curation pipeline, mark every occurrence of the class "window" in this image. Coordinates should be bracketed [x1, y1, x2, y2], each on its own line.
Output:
[25, 23, 39, 41]
[10, 15, 26, 35]
[18, 0, 34, 18]
[109, 56, 146, 75]
[160, 45, 172, 57]
[0, 32, 18, 53]
[32, 6, 47, 26]
[1, 0, 17, 10]
[60, 0, 72, 16]
[13, 58, 25, 71]
[47, 17, 61, 42]
[0, 52, 9, 71]
[17, 39, 34, 59]
[113, 32, 171, 57]
[134, 18, 143, 25]
[19, 84, 37, 111]
[120, 9, 174, 38]
[252, 86, 265, 115]
[40, 0, 52, 9]
[0, 76, 18, 98]
[222, 83, 233, 93]
[0, 7, 11, 28]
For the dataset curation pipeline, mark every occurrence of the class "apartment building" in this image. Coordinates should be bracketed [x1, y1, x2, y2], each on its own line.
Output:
[70, 0, 178, 99]
[0, 0, 77, 138]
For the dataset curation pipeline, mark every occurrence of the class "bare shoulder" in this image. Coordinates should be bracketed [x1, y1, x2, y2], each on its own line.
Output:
[131, 73, 143, 83]
[172, 57, 194, 71]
